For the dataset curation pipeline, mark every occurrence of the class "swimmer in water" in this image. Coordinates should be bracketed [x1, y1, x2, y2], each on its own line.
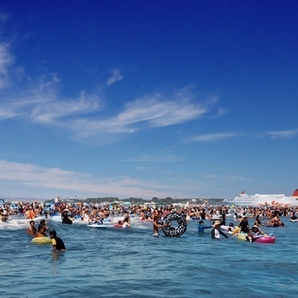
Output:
[27, 220, 37, 235]
[49, 230, 65, 252]
[197, 220, 212, 233]
[152, 211, 168, 237]
[211, 220, 228, 239]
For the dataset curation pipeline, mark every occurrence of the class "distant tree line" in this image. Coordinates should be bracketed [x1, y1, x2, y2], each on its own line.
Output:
[45, 196, 224, 205]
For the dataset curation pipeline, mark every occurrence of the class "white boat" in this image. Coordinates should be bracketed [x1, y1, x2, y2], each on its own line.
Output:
[226, 189, 298, 207]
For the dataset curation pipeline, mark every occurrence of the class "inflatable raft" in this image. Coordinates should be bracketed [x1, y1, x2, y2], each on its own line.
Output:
[237, 233, 276, 243]
[255, 235, 276, 243]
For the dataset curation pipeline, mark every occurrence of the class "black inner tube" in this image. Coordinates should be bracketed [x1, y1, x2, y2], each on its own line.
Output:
[161, 212, 187, 237]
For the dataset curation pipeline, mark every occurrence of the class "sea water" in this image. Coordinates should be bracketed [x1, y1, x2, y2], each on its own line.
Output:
[0, 216, 297, 298]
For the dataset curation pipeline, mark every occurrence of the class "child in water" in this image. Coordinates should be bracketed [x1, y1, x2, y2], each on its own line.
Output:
[197, 220, 212, 233]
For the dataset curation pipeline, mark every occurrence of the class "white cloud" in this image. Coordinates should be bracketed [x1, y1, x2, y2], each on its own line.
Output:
[185, 132, 239, 143]
[70, 91, 211, 140]
[0, 40, 103, 124]
[217, 108, 228, 117]
[266, 128, 298, 139]
[0, 160, 175, 199]
[30, 90, 100, 123]
[0, 40, 215, 142]
[120, 94, 208, 127]
[204, 174, 216, 179]
[0, 105, 17, 120]
[0, 71, 102, 123]
[123, 151, 183, 163]
[106, 69, 123, 86]
[0, 42, 14, 89]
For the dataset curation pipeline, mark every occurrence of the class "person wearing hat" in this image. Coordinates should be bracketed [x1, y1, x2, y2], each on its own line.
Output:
[198, 220, 212, 233]
[211, 220, 228, 239]
[245, 224, 266, 242]
[251, 225, 265, 236]
[49, 230, 65, 252]
[61, 209, 73, 225]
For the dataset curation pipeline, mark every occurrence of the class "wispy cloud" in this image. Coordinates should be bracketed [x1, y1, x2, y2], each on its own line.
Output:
[0, 160, 175, 199]
[0, 41, 102, 123]
[70, 91, 212, 140]
[266, 128, 298, 139]
[204, 174, 216, 179]
[106, 69, 123, 86]
[120, 93, 208, 128]
[0, 74, 102, 123]
[210, 107, 229, 118]
[0, 42, 14, 89]
[185, 132, 239, 143]
[30, 90, 101, 124]
[123, 151, 183, 163]
[0, 41, 214, 142]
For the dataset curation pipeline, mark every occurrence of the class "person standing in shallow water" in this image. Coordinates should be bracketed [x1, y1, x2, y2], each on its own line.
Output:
[198, 220, 212, 233]
[220, 213, 226, 226]
[49, 230, 65, 252]
[152, 210, 168, 237]
[61, 209, 73, 225]
[211, 220, 228, 239]
[239, 216, 250, 233]
[122, 211, 131, 228]
[200, 209, 206, 220]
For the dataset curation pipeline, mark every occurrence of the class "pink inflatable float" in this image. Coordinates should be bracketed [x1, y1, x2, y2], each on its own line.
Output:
[255, 235, 276, 243]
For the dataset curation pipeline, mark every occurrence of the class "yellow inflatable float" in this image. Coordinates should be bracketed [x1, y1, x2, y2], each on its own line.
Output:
[31, 237, 52, 244]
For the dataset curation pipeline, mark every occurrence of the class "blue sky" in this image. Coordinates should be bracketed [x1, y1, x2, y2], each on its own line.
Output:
[0, 0, 298, 201]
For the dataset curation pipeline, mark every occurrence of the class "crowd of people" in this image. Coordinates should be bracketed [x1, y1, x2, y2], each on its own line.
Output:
[1, 199, 297, 223]
[26, 218, 65, 251]
[1, 199, 298, 244]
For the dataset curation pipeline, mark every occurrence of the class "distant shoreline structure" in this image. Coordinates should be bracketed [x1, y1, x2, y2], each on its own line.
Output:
[3, 189, 298, 207]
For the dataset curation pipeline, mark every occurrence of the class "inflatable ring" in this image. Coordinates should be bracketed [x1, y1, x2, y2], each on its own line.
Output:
[31, 237, 52, 244]
[161, 212, 187, 237]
